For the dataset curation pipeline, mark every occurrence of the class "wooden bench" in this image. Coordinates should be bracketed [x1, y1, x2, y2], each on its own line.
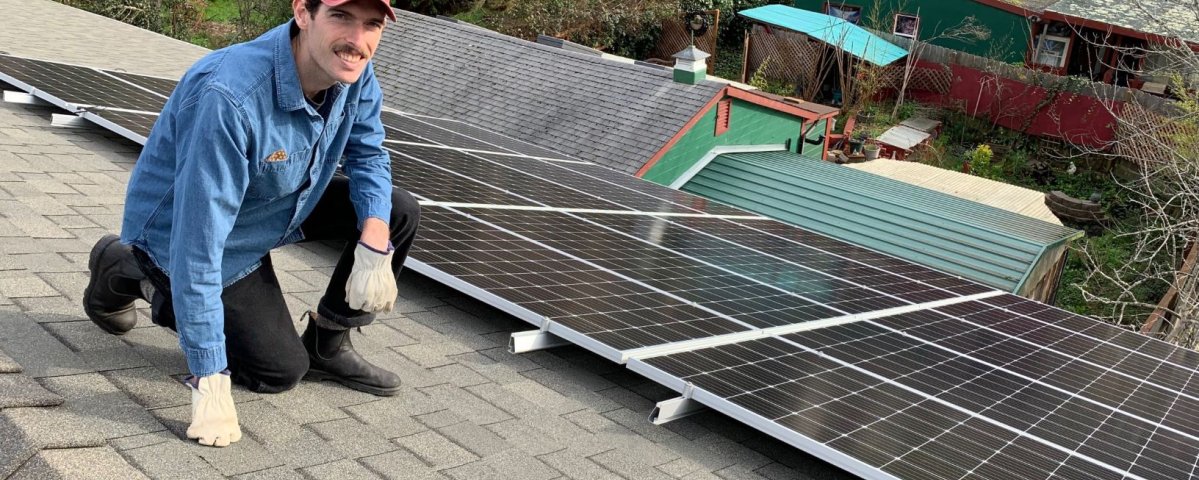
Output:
[1044, 191, 1109, 228]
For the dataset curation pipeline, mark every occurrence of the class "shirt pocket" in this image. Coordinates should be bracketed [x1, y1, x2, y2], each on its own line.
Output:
[245, 148, 311, 201]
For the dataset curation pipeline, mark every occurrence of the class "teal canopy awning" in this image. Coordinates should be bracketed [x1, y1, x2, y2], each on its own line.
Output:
[739, 4, 908, 66]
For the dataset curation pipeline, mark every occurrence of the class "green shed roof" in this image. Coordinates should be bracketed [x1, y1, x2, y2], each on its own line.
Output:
[681, 151, 1083, 293]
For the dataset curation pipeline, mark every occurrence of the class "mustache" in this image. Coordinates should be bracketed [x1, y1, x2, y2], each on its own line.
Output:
[334, 45, 367, 57]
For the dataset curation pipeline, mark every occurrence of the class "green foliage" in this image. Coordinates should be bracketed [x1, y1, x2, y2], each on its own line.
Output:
[965, 144, 998, 179]
[747, 57, 796, 97]
[59, 0, 209, 42]
[470, 0, 675, 59]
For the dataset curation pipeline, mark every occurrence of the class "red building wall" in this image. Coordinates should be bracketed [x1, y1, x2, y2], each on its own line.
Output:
[905, 60, 1121, 149]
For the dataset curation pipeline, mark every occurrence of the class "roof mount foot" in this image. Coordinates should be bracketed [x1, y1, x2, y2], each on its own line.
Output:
[509, 329, 570, 354]
[649, 395, 705, 425]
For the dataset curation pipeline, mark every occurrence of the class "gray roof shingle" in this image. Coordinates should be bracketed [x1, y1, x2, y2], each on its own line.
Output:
[1046, 0, 1199, 45]
[372, 11, 726, 174]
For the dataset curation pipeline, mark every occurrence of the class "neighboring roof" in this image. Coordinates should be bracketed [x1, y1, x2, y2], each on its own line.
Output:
[738, 5, 908, 66]
[846, 159, 1064, 225]
[680, 151, 1083, 293]
[980, 0, 1059, 14]
[0, 0, 205, 77]
[1046, 0, 1199, 45]
[372, 10, 727, 174]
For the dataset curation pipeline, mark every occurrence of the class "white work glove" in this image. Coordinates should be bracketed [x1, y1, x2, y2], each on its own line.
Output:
[185, 371, 241, 447]
[346, 241, 397, 312]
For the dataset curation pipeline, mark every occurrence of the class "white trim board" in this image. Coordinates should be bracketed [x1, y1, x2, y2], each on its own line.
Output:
[668, 144, 788, 189]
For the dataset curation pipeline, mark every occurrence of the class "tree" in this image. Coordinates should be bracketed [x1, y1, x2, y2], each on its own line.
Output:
[1064, 2, 1199, 346]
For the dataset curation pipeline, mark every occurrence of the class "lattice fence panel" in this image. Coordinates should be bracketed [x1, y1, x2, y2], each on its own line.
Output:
[745, 24, 824, 88]
[1115, 100, 1197, 166]
[650, 10, 719, 71]
[876, 63, 953, 94]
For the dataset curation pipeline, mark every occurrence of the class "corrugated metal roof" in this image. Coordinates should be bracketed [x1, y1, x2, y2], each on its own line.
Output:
[846, 160, 1063, 225]
[681, 151, 1082, 293]
[738, 5, 908, 66]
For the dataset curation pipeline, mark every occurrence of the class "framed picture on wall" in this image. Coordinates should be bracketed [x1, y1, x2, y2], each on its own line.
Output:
[893, 13, 920, 38]
[825, 3, 862, 25]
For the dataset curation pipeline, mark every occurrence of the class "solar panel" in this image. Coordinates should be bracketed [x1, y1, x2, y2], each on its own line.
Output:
[411, 206, 754, 355]
[0, 54, 167, 112]
[632, 301, 1199, 480]
[468, 152, 755, 216]
[389, 144, 629, 210]
[83, 109, 158, 140]
[382, 111, 513, 151]
[102, 70, 178, 97]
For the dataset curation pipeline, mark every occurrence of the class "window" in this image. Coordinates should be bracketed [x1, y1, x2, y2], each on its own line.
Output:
[824, 3, 862, 25]
[715, 99, 732, 136]
[892, 13, 919, 38]
[1031, 22, 1072, 68]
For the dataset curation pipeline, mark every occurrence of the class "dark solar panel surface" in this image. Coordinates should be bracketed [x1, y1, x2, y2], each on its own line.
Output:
[465, 208, 844, 327]
[391, 145, 627, 210]
[85, 109, 159, 139]
[386, 146, 530, 205]
[0, 54, 167, 112]
[412, 207, 752, 350]
[103, 70, 179, 97]
[382, 112, 506, 150]
[642, 303, 1199, 480]
[470, 152, 752, 216]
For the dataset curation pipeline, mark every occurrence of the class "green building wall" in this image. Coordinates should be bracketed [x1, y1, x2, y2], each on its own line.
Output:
[792, 0, 1032, 62]
[641, 98, 818, 186]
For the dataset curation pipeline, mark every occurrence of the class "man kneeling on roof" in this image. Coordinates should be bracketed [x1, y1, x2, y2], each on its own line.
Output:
[82, 0, 419, 448]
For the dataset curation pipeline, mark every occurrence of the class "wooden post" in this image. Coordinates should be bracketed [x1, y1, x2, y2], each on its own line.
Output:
[740, 27, 751, 84]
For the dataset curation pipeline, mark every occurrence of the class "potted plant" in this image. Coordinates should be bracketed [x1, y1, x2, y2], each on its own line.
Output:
[862, 141, 880, 160]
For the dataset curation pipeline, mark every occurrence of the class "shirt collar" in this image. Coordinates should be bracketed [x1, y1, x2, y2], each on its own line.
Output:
[274, 19, 309, 112]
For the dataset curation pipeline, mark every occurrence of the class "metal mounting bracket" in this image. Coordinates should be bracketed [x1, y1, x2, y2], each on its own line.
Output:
[649, 383, 706, 425]
[3, 91, 47, 105]
[509, 329, 570, 354]
[50, 113, 89, 129]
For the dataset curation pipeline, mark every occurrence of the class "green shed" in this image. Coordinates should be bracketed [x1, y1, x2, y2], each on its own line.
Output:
[678, 150, 1084, 303]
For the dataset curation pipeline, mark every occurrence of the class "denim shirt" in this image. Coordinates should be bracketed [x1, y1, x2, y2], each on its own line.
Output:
[121, 20, 393, 378]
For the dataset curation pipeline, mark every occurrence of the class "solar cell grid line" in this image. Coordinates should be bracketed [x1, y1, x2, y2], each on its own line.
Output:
[380, 110, 442, 144]
[572, 212, 917, 314]
[634, 330, 1177, 480]
[784, 321, 1199, 480]
[387, 144, 631, 211]
[0, 54, 168, 112]
[980, 294, 1199, 373]
[464, 207, 847, 328]
[858, 311, 1199, 443]
[408, 206, 756, 354]
[399, 113, 573, 160]
[79, 108, 159, 142]
[100, 70, 179, 97]
[469, 152, 755, 217]
[631, 335, 1136, 480]
[914, 304, 1199, 432]
[721, 216, 994, 298]
[382, 111, 510, 151]
[387, 147, 532, 205]
[468, 152, 764, 216]
[613, 213, 968, 306]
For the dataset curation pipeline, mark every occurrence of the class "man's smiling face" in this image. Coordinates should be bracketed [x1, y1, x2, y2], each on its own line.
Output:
[293, 0, 386, 90]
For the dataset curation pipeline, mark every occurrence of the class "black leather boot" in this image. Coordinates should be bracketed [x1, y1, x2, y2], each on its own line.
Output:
[83, 235, 145, 335]
[300, 313, 401, 396]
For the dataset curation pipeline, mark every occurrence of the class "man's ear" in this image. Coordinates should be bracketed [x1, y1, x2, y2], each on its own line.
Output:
[293, 0, 310, 29]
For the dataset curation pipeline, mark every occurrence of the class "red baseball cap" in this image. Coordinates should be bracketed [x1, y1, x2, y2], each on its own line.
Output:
[321, 0, 396, 21]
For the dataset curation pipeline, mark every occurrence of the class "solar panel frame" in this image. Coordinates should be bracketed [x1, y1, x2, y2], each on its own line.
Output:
[0, 54, 168, 112]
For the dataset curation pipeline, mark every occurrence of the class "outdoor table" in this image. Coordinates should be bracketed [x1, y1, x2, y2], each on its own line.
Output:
[874, 124, 930, 160]
[899, 117, 942, 134]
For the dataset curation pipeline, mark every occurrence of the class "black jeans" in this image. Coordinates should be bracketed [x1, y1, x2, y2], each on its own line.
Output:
[134, 178, 421, 393]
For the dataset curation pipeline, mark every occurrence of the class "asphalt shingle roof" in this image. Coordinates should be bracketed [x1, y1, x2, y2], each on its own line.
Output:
[0, 1, 848, 477]
[1046, 0, 1199, 45]
[372, 11, 727, 174]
